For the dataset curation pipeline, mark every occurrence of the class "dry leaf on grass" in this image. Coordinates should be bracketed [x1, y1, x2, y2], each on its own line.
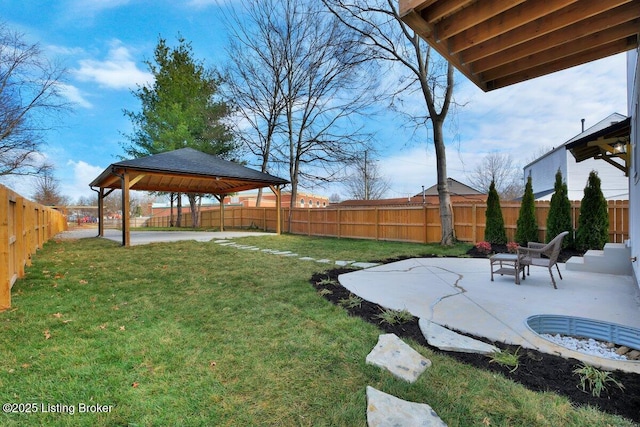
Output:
[44, 330, 51, 340]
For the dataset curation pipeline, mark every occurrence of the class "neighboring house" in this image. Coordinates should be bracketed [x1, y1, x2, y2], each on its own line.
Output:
[335, 178, 486, 207]
[225, 191, 330, 208]
[152, 191, 331, 211]
[524, 113, 629, 200]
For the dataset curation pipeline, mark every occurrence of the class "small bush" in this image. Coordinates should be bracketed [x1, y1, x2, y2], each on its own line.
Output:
[475, 241, 492, 254]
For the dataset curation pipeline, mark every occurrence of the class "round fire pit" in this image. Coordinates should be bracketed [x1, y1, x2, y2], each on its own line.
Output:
[526, 314, 640, 357]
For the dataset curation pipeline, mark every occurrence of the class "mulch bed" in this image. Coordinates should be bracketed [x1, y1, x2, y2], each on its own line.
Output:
[309, 249, 640, 423]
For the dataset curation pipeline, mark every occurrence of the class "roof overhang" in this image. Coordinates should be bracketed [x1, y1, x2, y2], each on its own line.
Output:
[89, 148, 289, 195]
[565, 117, 631, 176]
[399, 0, 640, 91]
[90, 166, 286, 195]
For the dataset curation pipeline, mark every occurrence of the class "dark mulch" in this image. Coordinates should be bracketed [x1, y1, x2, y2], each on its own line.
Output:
[310, 254, 640, 424]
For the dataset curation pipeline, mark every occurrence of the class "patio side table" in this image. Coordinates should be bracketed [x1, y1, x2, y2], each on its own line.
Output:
[490, 253, 525, 285]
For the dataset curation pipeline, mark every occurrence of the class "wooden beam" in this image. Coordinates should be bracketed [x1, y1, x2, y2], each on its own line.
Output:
[596, 154, 628, 175]
[448, 0, 578, 55]
[435, 0, 525, 41]
[128, 174, 146, 188]
[474, 19, 640, 75]
[459, 0, 636, 64]
[399, 0, 438, 16]
[482, 38, 636, 89]
[421, 0, 472, 24]
[400, 9, 435, 39]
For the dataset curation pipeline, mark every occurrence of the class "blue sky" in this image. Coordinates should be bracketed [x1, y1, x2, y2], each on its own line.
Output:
[0, 0, 629, 202]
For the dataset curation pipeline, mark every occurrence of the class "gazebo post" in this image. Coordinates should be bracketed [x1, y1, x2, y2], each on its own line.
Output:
[214, 194, 225, 232]
[121, 172, 131, 247]
[98, 187, 105, 237]
[270, 185, 282, 235]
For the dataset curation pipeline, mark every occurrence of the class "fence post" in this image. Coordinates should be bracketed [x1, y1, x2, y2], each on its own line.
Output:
[0, 187, 9, 310]
[472, 203, 477, 243]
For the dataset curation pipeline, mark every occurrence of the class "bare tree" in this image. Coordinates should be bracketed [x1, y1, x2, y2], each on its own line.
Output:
[323, 0, 456, 245]
[223, 0, 378, 221]
[223, 3, 286, 206]
[344, 150, 389, 199]
[0, 23, 69, 176]
[31, 165, 70, 206]
[466, 153, 524, 201]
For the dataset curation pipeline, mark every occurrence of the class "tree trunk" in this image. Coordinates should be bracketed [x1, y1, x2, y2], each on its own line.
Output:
[188, 194, 200, 228]
[433, 119, 454, 245]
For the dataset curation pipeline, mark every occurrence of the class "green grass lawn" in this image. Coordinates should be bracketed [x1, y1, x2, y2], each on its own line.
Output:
[0, 234, 635, 426]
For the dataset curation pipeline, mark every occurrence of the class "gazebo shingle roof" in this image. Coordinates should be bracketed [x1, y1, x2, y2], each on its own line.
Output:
[90, 148, 289, 194]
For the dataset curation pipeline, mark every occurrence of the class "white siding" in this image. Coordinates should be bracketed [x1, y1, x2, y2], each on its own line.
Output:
[566, 154, 628, 200]
[628, 48, 639, 286]
[524, 147, 567, 200]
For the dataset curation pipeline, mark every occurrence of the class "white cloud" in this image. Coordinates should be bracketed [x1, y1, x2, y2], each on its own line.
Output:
[66, 0, 132, 19]
[74, 40, 153, 90]
[58, 83, 93, 108]
[187, 0, 234, 7]
[61, 160, 106, 200]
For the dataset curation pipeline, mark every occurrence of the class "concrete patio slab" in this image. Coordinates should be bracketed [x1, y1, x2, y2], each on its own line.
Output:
[55, 228, 274, 246]
[339, 257, 640, 373]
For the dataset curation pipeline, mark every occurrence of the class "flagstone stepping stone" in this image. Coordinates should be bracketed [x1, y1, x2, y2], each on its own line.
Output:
[351, 262, 380, 269]
[335, 260, 356, 266]
[299, 257, 315, 261]
[315, 259, 331, 263]
[419, 319, 499, 355]
[366, 386, 447, 427]
[214, 240, 230, 244]
[366, 334, 431, 383]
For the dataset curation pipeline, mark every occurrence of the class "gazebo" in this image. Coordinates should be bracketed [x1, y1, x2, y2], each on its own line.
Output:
[89, 148, 289, 246]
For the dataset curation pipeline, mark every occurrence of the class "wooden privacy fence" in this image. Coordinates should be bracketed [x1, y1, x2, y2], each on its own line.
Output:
[1, 184, 67, 310]
[146, 200, 629, 245]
